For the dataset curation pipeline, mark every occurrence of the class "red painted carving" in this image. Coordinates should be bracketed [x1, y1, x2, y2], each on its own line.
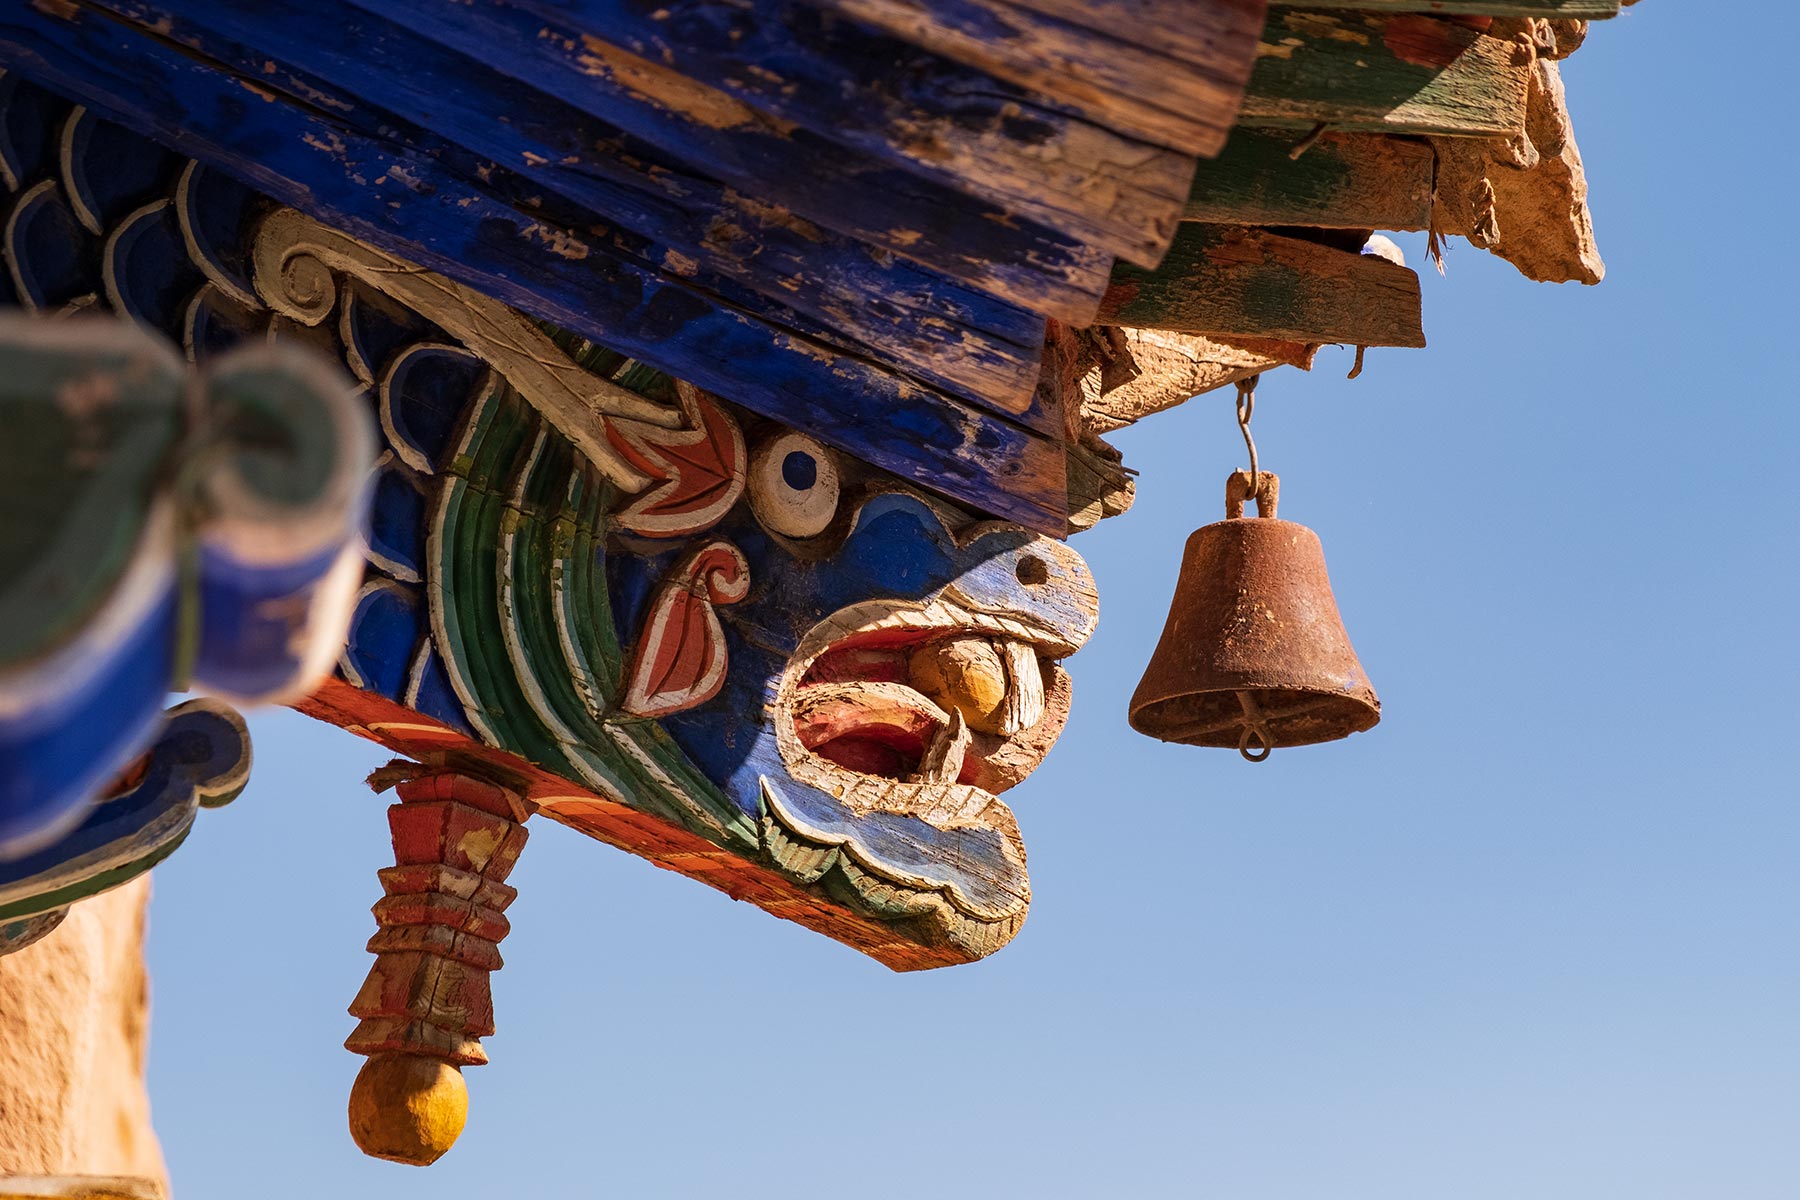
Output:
[620, 541, 750, 718]
[607, 381, 747, 538]
[346, 771, 529, 1068]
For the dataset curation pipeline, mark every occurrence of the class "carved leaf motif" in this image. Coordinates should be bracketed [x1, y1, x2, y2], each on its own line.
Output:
[608, 382, 747, 538]
[620, 541, 750, 718]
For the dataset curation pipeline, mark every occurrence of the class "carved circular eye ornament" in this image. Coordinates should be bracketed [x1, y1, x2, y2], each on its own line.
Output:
[749, 431, 840, 539]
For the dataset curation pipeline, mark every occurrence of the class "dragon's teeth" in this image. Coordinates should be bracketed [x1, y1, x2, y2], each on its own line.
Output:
[914, 709, 970, 784]
[998, 640, 1046, 735]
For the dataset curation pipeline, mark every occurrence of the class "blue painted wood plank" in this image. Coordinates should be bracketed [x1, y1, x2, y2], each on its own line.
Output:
[499, 0, 1192, 265]
[85, 0, 1055, 425]
[339, 0, 1109, 323]
[797, 0, 1266, 155]
[0, 3, 1069, 533]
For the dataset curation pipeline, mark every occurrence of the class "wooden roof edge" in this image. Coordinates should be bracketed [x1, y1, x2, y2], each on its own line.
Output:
[1427, 17, 1606, 285]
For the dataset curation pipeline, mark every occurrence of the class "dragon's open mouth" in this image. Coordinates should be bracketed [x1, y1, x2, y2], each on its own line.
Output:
[774, 599, 1078, 808]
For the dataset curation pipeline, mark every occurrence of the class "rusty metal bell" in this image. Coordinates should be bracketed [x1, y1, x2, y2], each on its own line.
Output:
[1129, 471, 1379, 760]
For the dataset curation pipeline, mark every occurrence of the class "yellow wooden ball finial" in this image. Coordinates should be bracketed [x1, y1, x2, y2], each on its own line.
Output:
[347, 1054, 469, 1166]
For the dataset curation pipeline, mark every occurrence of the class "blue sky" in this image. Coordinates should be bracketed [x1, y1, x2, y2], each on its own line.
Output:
[144, 9, 1800, 1198]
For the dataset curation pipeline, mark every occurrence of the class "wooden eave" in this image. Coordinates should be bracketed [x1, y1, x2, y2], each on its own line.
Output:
[0, 1, 1623, 534]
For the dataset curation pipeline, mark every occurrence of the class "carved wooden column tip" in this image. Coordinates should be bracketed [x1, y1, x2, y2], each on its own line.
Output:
[345, 767, 529, 1166]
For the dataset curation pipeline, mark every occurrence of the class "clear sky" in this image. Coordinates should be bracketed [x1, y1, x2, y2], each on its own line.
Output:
[143, 9, 1799, 1199]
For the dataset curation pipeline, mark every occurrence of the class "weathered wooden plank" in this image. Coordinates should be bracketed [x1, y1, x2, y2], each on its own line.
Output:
[341, 0, 1109, 323]
[499, 0, 1195, 266]
[1186, 130, 1435, 230]
[1302, 1, 1618, 15]
[83, 0, 1051, 423]
[1098, 225, 1425, 347]
[0, 3, 1071, 533]
[1241, 10, 1532, 137]
[797, 0, 1267, 155]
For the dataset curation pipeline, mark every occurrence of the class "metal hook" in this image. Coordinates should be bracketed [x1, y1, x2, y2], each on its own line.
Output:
[1235, 375, 1260, 498]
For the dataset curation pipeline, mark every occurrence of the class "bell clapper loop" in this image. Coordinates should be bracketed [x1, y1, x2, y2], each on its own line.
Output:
[1234, 690, 1274, 763]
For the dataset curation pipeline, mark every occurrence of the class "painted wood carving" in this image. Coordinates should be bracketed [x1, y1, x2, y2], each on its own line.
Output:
[0, 0, 1636, 1170]
[0, 87, 1094, 970]
[0, 81, 1101, 1159]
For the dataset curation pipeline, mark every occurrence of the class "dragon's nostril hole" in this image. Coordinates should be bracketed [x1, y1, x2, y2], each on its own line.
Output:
[1016, 555, 1049, 586]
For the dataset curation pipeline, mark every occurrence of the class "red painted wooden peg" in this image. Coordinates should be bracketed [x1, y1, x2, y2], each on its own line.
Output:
[345, 768, 530, 1165]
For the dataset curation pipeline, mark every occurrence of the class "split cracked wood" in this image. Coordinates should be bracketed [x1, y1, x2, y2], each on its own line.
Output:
[1098, 225, 1425, 347]
[77, 0, 1056, 415]
[1431, 55, 1602, 283]
[499, 0, 1199, 266]
[0, 2, 1074, 533]
[1080, 329, 1290, 434]
[340, 0, 1112, 322]
[796, 0, 1269, 155]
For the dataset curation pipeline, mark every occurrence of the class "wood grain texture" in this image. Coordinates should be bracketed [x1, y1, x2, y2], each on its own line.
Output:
[1242, 10, 1532, 137]
[1099, 225, 1425, 347]
[1080, 329, 1287, 434]
[0, 4, 1071, 534]
[501, 0, 1196, 265]
[1185, 130, 1435, 229]
[345, 771, 528, 1068]
[797, 0, 1268, 155]
[341, 0, 1110, 322]
[83, 0, 1054, 415]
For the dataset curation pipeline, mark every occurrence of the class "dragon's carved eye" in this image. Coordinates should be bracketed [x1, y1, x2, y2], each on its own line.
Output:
[749, 431, 840, 539]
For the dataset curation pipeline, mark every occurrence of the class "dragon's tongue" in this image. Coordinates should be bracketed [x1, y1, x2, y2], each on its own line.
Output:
[792, 680, 947, 755]
[793, 631, 1050, 786]
[915, 709, 971, 784]
[803, 645, 910, 685]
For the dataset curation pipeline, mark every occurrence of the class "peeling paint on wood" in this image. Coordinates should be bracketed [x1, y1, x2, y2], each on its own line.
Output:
[0, 4, 1072, 532]
[76, 0, 1056, 420]
[501, 0, 1198, 266]
[1099, 224, 1426, 348]
[797, 0, 1269, 155]
[343, 0, 1112, 322]
[1185, 129, 1435, 230]
[1242, 9, 1532, 137]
